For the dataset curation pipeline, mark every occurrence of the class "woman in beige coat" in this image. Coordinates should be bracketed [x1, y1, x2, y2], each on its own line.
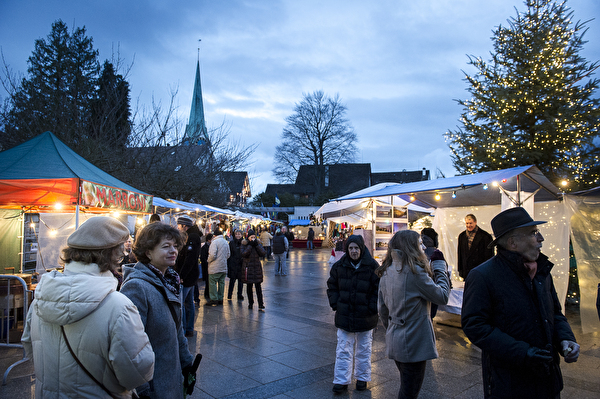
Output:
[376, 230, 450, 399]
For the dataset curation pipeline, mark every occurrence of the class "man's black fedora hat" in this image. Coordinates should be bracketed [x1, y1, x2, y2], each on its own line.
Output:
[488, 207, 546, 248]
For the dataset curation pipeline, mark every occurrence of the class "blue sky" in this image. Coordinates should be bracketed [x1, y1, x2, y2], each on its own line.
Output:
[1, 0, 599, 197]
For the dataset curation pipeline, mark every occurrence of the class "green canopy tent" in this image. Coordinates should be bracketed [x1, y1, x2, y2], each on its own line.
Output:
[0, 132, 152, 273]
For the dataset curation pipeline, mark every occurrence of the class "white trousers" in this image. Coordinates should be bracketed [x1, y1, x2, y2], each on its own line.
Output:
[333, 328, 373, 385]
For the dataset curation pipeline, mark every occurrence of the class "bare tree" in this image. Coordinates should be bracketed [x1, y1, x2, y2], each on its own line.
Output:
[273, 90, 357, 187]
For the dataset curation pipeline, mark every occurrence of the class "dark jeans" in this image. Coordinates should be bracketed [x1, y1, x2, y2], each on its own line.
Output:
[228, 277, 244, 299]
[394, 360, 426, 399]
[246, 282, 263, 306]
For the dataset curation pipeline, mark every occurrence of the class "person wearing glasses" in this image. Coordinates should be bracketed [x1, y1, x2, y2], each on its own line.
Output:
[461, 207, 579, 399]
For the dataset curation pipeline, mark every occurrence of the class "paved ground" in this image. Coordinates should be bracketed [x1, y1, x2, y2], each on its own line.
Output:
[2, 247, 599, 398]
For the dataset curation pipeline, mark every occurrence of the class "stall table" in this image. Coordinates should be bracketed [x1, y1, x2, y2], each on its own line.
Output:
[292, 239, 323, 248]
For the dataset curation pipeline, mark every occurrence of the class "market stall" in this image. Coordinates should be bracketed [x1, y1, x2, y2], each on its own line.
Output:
[0, 132, 152, 274]
[565, 186, 600, 333]
[331, 166, 570, 320]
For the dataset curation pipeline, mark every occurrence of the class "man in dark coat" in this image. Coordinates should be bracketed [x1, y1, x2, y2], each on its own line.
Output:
[175, 215, 202, 337]
[327, 235, 380, 394]
[457, 213, 494, 279]
[461, 207, 579, 399]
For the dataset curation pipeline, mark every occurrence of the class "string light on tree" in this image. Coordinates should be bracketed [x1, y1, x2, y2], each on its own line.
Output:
[445, 0, 600, 191]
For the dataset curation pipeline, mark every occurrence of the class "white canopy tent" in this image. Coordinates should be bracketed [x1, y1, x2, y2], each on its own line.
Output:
[329, 166, 571, 316]
[315, 183, 434, 223]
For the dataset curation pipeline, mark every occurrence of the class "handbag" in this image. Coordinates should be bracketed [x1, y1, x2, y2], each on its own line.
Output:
[61, 325, 139, 399]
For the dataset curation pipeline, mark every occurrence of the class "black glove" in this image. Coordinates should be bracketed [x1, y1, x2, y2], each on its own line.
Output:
[182, 364, 197, 395]
[251, 239, 258, 246]
[526, 346, 553, 364]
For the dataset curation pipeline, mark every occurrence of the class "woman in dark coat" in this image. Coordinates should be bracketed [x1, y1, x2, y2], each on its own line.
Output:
[121, 222, 196, 399]
[241, 229, 266, 310]
[227, 229, 244, 300]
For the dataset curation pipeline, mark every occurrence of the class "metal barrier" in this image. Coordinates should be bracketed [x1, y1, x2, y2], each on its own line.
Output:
[0, 275, 31, 385]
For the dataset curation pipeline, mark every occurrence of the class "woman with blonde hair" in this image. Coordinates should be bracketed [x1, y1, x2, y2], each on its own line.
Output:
[376, 230, 450, 399]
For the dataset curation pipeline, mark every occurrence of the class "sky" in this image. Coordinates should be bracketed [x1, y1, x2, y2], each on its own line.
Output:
[1, 0, 600, 198]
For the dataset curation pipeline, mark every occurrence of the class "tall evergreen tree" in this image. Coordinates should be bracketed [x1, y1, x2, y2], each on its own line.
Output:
[89, 60, 131, 149]
[446, 0, 600, 190]
[0, 20, 99, 149]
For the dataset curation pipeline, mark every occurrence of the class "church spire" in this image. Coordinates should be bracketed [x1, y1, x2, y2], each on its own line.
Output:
[184, 56, 208, 145]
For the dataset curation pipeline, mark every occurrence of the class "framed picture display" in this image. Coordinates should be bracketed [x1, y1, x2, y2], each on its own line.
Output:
[375, 237, 390, 250]
[393, 222, 407, 232]
[371, 202, 409, 256]
[375, 221, 392, 234]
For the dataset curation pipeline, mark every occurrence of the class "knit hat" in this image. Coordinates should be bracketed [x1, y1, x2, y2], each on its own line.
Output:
[67, 217, 130, 250]
[177, 215, 194, 227]
[247, 229, 256, 237]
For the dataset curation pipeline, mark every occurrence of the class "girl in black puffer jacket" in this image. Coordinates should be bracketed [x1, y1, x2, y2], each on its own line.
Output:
[326, 235, 380, 393]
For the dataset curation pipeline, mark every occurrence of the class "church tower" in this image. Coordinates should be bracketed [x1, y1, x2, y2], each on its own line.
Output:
[183, 60, 209, 145]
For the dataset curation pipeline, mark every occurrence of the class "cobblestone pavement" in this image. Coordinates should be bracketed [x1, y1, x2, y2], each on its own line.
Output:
[2, 247, 599, 398]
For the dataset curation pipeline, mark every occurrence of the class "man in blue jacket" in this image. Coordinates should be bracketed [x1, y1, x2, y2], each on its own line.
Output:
[462, 207, 579, 398]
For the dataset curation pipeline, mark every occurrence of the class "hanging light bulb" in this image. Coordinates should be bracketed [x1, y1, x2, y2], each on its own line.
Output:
[435, 193, 441, 201]
[452, 191, 457, 199]
[409, 195, 416, 202]
[483, 184, 488, 190]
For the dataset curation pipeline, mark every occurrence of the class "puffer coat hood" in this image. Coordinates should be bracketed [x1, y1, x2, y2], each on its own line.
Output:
[344, 234, 366, 256]
[34, 262, 117, 325]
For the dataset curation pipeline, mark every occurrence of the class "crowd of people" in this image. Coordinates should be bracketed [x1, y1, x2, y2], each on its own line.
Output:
[21, 207, 583, 398]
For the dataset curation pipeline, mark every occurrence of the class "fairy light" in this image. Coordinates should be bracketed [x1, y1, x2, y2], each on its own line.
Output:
[443, 0, 600, 191]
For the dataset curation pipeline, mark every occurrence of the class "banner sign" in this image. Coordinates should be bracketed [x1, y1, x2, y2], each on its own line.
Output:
[80, 181, 152, 213]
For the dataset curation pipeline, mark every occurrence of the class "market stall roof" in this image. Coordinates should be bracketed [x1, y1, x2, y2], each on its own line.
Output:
[152, 197, 195, 210]
[315, 183, 434, 220]
[0, 132, 152, 212]
[335, 165, 561, 208]
[166, 199, 235, 216]
[288, 219, 311, 226]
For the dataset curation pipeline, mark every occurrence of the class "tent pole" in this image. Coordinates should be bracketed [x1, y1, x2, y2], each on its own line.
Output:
[516, 175, 521, 206]
[19, 210, 25, 273]
[75, 204, 80, 229]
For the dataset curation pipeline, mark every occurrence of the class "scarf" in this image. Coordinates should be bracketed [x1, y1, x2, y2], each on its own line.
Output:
[147, 263, 180, 296]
